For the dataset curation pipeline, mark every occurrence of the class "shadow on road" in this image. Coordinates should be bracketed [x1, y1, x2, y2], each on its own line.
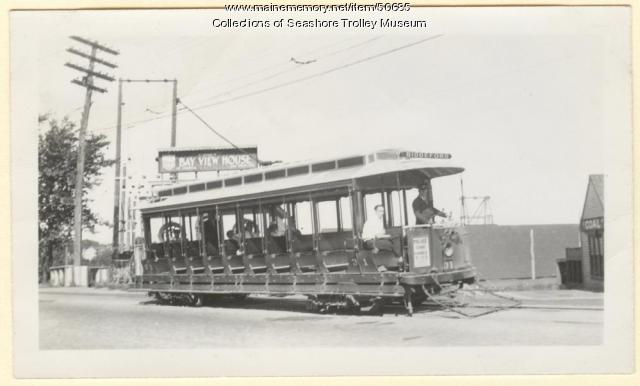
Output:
[137, 294, 448, 317]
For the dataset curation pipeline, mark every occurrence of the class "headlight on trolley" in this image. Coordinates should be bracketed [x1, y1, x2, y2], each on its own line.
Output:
[443, 243, 454, 258]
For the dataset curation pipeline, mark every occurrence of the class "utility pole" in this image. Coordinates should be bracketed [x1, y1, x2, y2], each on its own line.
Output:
[170, 79, 178, 182]
[119, 165, 127, 249]
[171, 79, 178, 147]
[530, 228, 537, 280]
[66, 36, 118, 285]
[112, 79, 123, 259]
[460, 179, 466, 225]
[112, 78, 178, 256]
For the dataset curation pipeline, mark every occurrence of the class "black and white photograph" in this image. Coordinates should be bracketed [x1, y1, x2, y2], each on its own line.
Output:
[8, 3, 635, 379]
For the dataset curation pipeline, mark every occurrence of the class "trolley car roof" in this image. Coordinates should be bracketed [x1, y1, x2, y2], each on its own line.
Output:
[140, 149, 464, 214]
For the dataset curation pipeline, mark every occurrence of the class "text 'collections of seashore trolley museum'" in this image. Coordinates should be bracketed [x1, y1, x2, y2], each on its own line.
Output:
[50, 147, 604, 315]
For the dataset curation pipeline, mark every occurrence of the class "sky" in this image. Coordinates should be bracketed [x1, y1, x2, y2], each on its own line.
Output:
[17, 6, 631, 244]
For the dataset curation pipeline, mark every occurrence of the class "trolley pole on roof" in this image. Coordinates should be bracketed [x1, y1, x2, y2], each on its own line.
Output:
[66, 36, 118, 285]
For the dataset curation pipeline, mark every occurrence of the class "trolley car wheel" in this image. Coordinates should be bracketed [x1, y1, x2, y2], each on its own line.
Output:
[191, 294, 203, 307]
[305, 299, 319, 313]
[154, 292, 168, 303]
[403, 297, 414, 317]
[403, 291, 414, 317]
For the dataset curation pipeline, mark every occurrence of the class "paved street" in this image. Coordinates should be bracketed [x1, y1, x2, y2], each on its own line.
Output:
[39, 287, 603, 349]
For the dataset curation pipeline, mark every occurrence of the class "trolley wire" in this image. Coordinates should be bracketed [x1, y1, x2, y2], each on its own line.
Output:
[180, 35, 361, 101]
[184, 35, 384, 107]
[91, 37, 362, 132]
[90, 34, 443, 135]
[187, 34, 442, 111]
[177, 99, 261, 165]
[182, 36, 382, 103]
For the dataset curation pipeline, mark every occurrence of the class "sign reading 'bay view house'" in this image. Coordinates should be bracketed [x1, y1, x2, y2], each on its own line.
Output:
[157, 146, 258, 173]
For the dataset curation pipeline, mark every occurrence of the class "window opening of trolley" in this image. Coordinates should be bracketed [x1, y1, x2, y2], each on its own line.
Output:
[221, 208, 241, 256]
[182, 210, 201, 259]
[162, 213, 182, 259]
[265, 204, 288, 254]
[146, 214, 164, 258]
[200, 205, 226, 275]
[239, 204, 264, 257]
[201, 208, 220, 256]
[292, 199, 313, 251]
[315, 191, 355, 262]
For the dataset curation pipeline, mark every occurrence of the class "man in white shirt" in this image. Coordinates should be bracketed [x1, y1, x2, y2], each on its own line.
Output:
[361, 204, 396, 255]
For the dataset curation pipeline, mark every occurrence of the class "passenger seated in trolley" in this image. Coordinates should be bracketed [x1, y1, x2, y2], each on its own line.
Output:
[412, 182, 447, 225]
[226, 219, 259, 255]
[233, 218, 259, 239]
[267, 206, 287, 237]
[203, 215, 219, 256]
[361, 204, 400, 256]
[266, 205, 288, 252]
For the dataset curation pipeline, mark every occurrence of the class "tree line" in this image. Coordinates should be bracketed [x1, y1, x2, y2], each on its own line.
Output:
[38, 114, 114, 283]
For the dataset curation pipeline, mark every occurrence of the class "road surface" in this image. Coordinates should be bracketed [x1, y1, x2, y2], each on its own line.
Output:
[39, 287, 603, 349]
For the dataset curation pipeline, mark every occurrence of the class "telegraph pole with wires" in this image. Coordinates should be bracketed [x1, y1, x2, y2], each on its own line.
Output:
[65, 36, 118, 284]
[170, 79, 178, 181]
[112, 78, 177, 256]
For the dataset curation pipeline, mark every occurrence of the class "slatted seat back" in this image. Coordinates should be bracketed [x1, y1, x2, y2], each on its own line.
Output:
[223, 239, 240, 255]
[244, 237, 263, 255]
[167, 242, 182, 258]
[318, 231, 353, 252]
[291, 234, 313, 252]
[150, 257, 171, 274]
[149, 243, 165, 259]
[265, 235, 286, 254]
[183, 240, 200, 258]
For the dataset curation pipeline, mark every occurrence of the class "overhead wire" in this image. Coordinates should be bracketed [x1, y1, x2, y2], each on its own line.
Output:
[180, 35, 360, 100]
[114, 35, 379, 127]
[187, 34, 443, 111]
[90, 34, 443, 134]
[96, 37, 358, 130]
[184, 35, 384, 107]
[177, 99, 261, 164]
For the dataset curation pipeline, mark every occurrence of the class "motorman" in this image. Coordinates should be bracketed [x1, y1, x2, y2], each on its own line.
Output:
[412, 182, 447, 225]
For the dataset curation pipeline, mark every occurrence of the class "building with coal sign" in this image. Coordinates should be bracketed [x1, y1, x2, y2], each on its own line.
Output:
[558, 174, 604, 291]
[579, 174, 604, 291]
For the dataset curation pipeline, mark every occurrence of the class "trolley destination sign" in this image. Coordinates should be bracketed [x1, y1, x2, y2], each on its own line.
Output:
[157, 146, 258, 173]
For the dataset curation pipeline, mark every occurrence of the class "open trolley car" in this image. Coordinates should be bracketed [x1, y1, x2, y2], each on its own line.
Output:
[133, 149, 477, 314]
